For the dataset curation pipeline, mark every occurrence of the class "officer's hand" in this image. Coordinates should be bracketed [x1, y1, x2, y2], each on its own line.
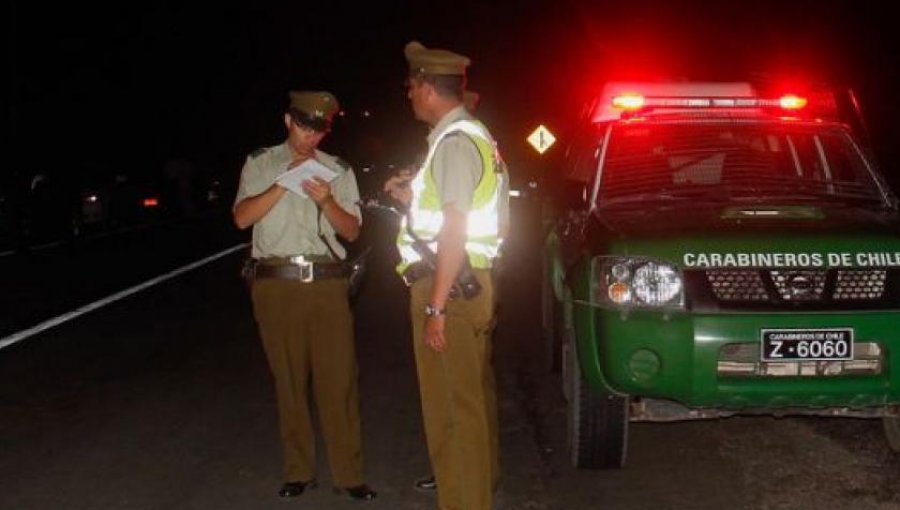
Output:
[424, 316, 446, 352]
[302, 177, 333, 206]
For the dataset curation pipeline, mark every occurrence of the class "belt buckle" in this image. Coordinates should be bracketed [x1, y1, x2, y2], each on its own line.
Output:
[290, 256, 314, 283]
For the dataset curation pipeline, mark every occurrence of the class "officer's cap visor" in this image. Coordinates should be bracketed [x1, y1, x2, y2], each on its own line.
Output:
[289, 108, 331, 133]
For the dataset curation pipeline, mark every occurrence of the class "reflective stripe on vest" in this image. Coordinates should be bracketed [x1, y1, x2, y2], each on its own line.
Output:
[396, 119, 502, 274]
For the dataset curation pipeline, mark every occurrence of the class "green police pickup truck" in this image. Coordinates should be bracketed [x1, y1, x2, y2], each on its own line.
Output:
[542, 81, 900, 469]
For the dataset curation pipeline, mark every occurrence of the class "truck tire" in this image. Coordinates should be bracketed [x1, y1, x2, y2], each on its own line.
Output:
[558, 288, 576, 403]
[560, 327, 573, 402]
[883, 417, 900, 452]
[567, 347, 629, 469]
[540, 253, 562, 373]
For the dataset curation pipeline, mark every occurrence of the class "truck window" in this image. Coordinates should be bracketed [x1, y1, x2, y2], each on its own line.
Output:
[597, 122, 885, 206]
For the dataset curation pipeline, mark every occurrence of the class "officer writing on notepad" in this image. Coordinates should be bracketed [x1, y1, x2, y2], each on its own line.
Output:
[233, 90, 376, 502]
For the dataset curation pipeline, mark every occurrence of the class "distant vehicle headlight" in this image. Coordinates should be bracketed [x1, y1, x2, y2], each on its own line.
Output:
[592, 256, 684, 309]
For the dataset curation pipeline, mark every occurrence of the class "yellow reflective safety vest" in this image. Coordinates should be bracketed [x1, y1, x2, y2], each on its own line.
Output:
[397, 119, 503, 275]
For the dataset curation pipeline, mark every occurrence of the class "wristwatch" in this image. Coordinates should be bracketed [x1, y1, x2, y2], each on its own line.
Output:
[424, 303, 446, 317]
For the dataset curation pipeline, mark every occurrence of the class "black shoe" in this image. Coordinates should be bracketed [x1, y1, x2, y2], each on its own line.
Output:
[334, 483, 377, 500]
[278, 479, 317, 498]
[414, 475, 437, 491]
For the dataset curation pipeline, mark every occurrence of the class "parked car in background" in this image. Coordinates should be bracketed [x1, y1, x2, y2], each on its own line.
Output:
[20, 172, 79, 244]
[105, 172, 164, 227]
[2, 169, 169, 251]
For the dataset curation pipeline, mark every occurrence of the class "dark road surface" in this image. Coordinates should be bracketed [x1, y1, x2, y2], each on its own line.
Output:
[3, 204, 900, 510]
[0, 213, 246, 338]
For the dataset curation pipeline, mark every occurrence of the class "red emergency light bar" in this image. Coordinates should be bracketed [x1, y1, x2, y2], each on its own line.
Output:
[612, 94, 645, 110]
[778, 94, 807, 109]
[612, 94, 808, 112]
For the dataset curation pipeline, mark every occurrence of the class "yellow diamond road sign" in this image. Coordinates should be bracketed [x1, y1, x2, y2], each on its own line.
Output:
[527, 125, 556, 154]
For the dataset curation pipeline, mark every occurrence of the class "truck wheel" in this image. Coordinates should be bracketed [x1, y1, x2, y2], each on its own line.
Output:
[567, 349, 629, 469]
[884, 417, 900, 452]
[560, 326, 573, 402]
[540, 254, 562, 373]
[558, 290, 576, 402]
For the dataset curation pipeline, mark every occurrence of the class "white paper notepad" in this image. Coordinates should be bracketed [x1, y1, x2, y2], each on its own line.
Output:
[276, 159, 338, 198]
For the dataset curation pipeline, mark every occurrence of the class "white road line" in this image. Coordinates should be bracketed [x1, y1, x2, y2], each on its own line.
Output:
[0, 242, 249, 351]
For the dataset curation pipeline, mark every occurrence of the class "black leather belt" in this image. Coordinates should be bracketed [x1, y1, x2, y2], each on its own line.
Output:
[401, 261, 489, 300]
[251, 257, 349, 282]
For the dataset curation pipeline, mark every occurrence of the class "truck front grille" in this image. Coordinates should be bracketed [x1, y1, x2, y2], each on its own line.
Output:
[708, 270, 769, 302]
[703, 269, 891, 307]
[770, 270, 827, 301]
[833, 270, 887, 301]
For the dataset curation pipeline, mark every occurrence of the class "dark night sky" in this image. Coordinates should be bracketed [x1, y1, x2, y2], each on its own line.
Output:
[9, 0, 900, 193]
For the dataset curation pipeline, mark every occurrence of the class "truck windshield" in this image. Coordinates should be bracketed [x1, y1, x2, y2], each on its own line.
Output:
[597, 121, 887, 207]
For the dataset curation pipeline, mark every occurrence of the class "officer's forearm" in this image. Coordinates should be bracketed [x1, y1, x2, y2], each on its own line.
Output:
[321, 198, 361, 241]
[233, 184, 287, 230]
[430, 209, 467, 308]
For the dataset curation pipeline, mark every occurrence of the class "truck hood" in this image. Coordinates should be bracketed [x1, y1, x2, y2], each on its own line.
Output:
[588, 203, 900, 270]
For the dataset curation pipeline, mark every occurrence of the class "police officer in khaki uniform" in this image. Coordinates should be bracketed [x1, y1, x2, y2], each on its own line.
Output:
[233, 90, 376, 501]
[385, 42, 506, 510]
[407, 87, 506, 496]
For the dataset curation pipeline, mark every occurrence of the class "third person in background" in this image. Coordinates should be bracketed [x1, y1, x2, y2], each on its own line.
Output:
[463, 89, 510, 247]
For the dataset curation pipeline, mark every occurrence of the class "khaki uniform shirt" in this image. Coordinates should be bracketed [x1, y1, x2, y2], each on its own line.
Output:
[234, 142, 361, 259]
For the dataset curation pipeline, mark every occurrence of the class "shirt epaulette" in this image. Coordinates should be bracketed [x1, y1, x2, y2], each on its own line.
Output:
[333, 157, 351, 172]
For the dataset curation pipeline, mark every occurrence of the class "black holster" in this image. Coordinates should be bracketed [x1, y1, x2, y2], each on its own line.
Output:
[451, 261, 482, 300]
[409, 240, 482, 300]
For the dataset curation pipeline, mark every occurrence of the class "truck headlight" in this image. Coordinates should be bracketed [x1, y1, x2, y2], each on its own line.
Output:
[593, 257, 684, 309]
[633, 262, 682, 305]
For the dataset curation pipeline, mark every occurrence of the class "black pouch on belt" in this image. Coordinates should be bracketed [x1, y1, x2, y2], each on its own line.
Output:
[316, 207, 371, 298]
[453, 260, 483, 300]
[345, 246, 371, 298]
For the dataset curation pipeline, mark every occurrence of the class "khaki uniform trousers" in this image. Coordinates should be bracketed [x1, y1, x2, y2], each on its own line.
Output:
[411, 270, 499, 510]
[251, 276, 364, 487]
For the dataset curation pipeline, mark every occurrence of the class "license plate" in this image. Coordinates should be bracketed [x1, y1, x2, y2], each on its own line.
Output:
[760, 328, 854, 362]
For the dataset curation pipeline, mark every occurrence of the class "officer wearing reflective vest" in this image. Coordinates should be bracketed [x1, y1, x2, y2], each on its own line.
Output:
[385, 41, 506, 510]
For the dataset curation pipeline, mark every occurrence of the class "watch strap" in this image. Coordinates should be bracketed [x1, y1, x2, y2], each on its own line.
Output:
[425, 303, 447, 317]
